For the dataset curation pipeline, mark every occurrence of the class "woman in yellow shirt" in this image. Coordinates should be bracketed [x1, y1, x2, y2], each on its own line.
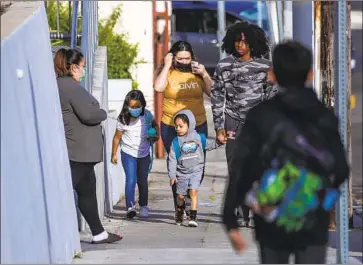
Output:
[154, 41, 213, 216]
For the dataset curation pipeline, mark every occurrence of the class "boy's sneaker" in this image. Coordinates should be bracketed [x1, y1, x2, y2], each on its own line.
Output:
[175, 210, 184, 225]
[139, 206, 149, 218]
[188, 210, 198, 227]
[126, 206, 137, 219]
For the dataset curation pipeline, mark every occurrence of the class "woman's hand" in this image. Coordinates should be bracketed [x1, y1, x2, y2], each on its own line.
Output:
[192, 63, 207, 76]
[164, 53, 173, 69]
[154, 55, 173, 92]
[111, 154, 118, 165]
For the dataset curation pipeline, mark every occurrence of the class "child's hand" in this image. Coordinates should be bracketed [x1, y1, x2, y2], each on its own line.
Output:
[170, 178, 177, 186]
[111, 154, 118, 165]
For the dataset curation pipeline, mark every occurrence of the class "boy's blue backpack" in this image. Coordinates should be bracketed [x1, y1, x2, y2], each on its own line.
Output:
[172, 133, 207, 161]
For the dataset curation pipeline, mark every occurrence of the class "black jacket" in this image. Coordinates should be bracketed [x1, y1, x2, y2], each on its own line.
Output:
[222, 86, 350, 248]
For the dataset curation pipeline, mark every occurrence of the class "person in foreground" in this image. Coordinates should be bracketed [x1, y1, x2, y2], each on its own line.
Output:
[54, 48, 122, 244]
[168, 110, 220, 227]
[222, 40, 349, 263]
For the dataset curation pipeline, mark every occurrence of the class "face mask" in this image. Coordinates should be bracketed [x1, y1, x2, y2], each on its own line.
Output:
[129, 107, 142, 118]
[174, 61, 192, 72]
[80, 68, 86, 82]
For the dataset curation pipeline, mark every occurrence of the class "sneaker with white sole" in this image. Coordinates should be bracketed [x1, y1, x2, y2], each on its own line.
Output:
[126, 206, 137, 219]
[188, 210, 198, 227]
[139, 206, 149, 217]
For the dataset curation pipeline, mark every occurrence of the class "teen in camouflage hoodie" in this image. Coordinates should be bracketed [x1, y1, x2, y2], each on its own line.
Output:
[211, 21, 277, 227]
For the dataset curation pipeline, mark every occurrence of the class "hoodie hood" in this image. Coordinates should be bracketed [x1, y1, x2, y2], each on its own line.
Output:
[174, 109, 196, 133]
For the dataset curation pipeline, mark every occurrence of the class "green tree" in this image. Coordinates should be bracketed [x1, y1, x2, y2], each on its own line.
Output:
[46, 1, 141, 88]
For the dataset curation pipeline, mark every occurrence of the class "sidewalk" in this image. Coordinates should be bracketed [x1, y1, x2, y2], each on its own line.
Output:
[73, 157, 362, 264]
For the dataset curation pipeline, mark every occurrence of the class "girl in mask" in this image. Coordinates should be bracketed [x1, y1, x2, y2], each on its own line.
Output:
[54, 48, 122, 244]
[111, 90, 159, 219]
[153, 41, 213, 221]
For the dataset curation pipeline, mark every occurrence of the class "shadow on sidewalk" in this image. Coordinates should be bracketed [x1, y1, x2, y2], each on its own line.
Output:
[108, 207, 223, 225]
[328, 229, 363, 256]
[150, 170, 228, 180]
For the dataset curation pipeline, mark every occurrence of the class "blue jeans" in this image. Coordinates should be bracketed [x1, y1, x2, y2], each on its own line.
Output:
[160, 121, 208, 209]
[121, 151, 150, 208]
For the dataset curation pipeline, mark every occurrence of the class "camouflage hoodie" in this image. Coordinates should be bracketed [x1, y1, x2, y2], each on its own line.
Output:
[211, 55, 277, 131]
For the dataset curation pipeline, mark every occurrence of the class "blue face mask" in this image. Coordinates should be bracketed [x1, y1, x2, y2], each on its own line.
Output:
[129, 107, 142, 117]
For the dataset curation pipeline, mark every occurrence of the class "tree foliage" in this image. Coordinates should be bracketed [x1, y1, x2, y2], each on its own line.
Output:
[46, 1, 141, 87]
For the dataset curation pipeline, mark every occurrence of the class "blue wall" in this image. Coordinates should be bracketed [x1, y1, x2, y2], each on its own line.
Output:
[1, 3, 81, 263]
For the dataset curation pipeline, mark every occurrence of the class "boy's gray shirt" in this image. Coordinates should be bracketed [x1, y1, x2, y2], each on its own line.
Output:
[211, 55, 278, 131]
[168, 110, 219, 179]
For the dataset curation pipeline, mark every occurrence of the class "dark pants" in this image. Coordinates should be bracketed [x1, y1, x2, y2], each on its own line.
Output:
[225, 114, 250, 222]
[121, 151, 150, 208]
[70, 161, 104, 236]
[259, 244, 327, 264]
[161, 121, 208, 210]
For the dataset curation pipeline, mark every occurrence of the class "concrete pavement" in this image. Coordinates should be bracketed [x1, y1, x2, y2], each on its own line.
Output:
[73, 100, 362, 264]
[74, 159, 362, 264]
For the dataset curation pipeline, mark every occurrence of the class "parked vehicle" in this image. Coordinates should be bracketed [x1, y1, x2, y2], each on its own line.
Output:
[171, 1, 269, 74]
[171, 1, 359, 75]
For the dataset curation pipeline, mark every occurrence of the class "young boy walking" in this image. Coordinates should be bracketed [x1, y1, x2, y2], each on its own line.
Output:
[168, 110, 220, 227]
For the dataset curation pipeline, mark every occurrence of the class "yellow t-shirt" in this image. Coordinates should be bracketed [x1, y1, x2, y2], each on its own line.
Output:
[162, 70, 207, 126]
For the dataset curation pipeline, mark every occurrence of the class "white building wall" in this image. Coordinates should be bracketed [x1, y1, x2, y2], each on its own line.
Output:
[98, 1, 155, 113]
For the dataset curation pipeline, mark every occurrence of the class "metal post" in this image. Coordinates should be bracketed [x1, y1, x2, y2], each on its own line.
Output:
[71, 0, 79, 49]
[217, 1, 226, 60]
[257, 1, 263, 29]
[81, 0, 89, 91]
[283, 1, 293, 39]
[266, 1, 278, 46]
[56, 0, 60, 35]
[276, 1, 284, 41]
[334, 1, 349, 263]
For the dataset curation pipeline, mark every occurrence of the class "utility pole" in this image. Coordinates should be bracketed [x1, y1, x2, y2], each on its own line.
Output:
[334, 1, 350, 262]
[320, 1, 353, 232]
[217, 1, 226, 60]
[321, 2, 334, 108]
[346, 1, 354, 229]
[257, 1, 263, 29]
[283, 1, 293, 39]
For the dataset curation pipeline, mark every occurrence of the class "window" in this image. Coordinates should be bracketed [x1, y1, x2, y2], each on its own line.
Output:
[226, 13, 242, 28]
[200, 10, 242, 34]
[173, 9, 203, 33]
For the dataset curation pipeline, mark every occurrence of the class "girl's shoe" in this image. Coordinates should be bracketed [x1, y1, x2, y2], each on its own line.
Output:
[139, 206, 149, 217]
[126, 206, 137, 219]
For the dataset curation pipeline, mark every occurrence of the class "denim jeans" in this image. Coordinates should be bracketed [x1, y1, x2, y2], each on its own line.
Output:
[160, 121, 208, 209]
[121, 151, 150, 208]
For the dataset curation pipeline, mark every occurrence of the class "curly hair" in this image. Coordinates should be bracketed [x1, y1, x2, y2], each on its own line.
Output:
[221, 21, 270, 58]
